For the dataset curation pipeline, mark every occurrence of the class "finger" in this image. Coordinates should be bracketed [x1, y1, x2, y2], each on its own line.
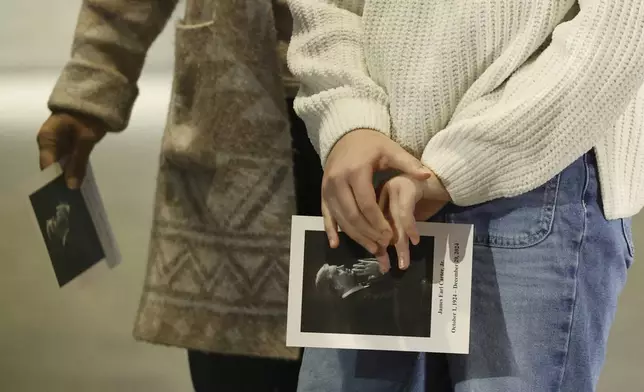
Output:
[39, 148, 58, 171]
[37, 115, 76, 170]
[65, 132, 97, 189]
[328, 182, 380, 253]
[372, 211, 393, 271]
[338, 181, 385, 243]
[349, 170, 392, 246]
[321, 200, 339, 248]
[333, 210, 380, 254]
[379, 144, 432, 181]
[375, 247, 391, 274]
[389, 189, 411, 270]
[37, 127, 60, 171]
[378, 186, 400, 246]
[37, 119, 57, 170]
[378, 184, 389, 213]
[398, 185, 421, 246]
[394, 229, 410, 270]
[380, 186, 400, 246]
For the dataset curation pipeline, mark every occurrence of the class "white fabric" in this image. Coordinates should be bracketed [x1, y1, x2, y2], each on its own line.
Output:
[287, 0, 644, 219]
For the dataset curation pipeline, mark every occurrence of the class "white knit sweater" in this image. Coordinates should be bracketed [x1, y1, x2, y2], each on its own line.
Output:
[287, 0, 644, 219]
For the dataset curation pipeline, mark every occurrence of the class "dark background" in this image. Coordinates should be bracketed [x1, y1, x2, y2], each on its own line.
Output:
[301, 230, 434, 337]
[30, 175, 105, 286]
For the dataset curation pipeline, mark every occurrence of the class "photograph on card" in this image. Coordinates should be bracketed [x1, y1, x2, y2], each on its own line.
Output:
[29, 173, 105, 287]
[288, 216, 474, 354]
[300, 230, 434, 338]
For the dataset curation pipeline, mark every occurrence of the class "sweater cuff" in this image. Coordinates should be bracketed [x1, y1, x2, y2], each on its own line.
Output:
[299, 98, 391, 165]
[421, 144, 480, 206]
[421, 138, 517, 207]
[48, 61, 139, 132]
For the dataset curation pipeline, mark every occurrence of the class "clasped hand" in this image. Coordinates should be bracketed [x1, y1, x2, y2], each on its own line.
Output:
[322, 129, 450, 273]
[378, 173, 449, 271]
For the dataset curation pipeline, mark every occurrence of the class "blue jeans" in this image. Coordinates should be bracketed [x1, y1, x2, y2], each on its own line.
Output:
[297, 153, 634, 392]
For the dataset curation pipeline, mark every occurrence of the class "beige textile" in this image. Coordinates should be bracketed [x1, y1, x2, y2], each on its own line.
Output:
[49, 0, 298, 359]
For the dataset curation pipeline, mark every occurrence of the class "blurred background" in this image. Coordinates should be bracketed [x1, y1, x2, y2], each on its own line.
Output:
[1, 1, 191, 391]
[0, 1, 642, 391]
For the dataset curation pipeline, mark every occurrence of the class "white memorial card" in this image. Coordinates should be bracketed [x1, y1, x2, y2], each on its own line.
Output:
[287, 216, 473, 354]
[25, 161, 121, 287]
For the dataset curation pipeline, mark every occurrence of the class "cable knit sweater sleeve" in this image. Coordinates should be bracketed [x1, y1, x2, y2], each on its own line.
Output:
[48, 0, 178, 131]
[287, 0, 391, 161]
[423, 1, 644, 206]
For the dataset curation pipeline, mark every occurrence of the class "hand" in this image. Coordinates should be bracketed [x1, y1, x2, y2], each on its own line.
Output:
[378, 171, 449, 271]
[352, 258, 383, 278]
[37, 112, 107, 188]
[322, 129, 432, 261]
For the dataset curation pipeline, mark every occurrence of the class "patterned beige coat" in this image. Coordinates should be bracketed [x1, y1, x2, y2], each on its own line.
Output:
[49, 0, 299, 359]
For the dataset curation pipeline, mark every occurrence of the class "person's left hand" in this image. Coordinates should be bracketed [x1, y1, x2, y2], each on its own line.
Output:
[378, 170, 450, 271]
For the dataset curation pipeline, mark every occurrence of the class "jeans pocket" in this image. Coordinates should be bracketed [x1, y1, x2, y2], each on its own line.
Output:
[445, 175, 561, 248]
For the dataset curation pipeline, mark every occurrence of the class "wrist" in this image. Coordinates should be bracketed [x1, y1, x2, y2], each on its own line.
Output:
[421, 172, 451, 201]
[52, 110, 109, 132]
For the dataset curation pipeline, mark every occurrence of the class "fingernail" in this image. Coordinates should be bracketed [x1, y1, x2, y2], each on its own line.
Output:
[379, 259, 390, 274]
[67, 178, 79, 189]
[377, 255, 390, 273]
[399, 257, 406, 270]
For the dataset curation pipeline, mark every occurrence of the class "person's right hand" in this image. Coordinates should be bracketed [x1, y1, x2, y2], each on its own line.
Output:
[37, 112, 107, 189]
[321, 128, 432, 259]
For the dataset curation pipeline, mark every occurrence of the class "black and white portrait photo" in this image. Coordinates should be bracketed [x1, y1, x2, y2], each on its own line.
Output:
[300, 230, 434, 338]
[288, 216, 473, 354]
[29, 174, 105, 286]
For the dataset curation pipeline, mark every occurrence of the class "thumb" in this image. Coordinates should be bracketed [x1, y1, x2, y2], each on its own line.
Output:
[37, 116, 67, 170]
[380, 144, 432, 180]
[65, 134, 97, 189]
[39, 143, 58, 171]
